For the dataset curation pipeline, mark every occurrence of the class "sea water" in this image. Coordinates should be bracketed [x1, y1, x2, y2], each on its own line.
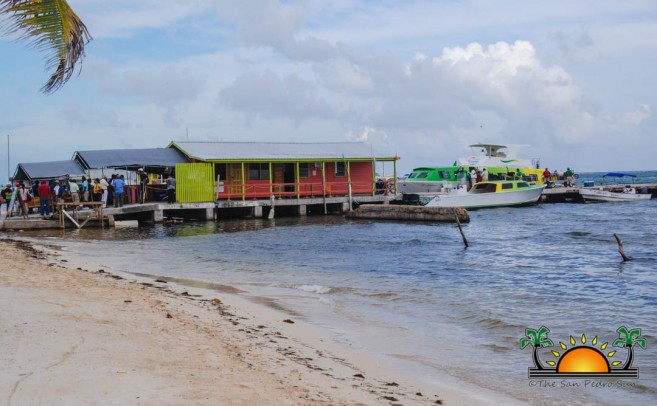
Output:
[15, 173, 657, 405]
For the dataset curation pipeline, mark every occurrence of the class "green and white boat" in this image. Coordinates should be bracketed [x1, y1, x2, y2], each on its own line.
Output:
[424, 181, 546, 209]
[398, 144, 544, 194]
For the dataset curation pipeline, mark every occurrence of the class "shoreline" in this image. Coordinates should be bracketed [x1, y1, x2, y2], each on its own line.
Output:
[1, 237, 526, 405]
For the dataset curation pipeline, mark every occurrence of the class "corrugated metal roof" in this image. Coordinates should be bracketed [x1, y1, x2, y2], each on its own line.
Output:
[169, 141, 394, 161]
[14, 160, 86, 181]
[74, 148, 189, 169]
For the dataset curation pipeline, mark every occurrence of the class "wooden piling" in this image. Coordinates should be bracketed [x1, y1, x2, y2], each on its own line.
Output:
[613, 233, 630, 262]
[453, 208, 469, 248]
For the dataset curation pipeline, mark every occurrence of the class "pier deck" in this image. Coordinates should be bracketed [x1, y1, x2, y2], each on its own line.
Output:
[0, 194, 391, 230]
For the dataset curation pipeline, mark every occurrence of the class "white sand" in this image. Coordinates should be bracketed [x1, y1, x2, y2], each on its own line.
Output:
[1, 238, 526, 405]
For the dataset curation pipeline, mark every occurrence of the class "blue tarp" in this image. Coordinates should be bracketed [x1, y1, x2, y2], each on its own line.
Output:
[603, 172, 636, 178]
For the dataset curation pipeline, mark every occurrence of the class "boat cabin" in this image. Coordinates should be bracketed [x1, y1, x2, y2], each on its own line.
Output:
[470, 181, 532, 194]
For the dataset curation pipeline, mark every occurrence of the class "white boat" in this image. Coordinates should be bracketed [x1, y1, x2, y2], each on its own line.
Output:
[579, 187, 651, 202]
[424, 181, 546, 209]
[398, 143, 543, 195]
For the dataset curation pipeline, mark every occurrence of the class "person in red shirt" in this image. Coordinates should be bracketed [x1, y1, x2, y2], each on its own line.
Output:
[38, 179, 52, 216]
[542, 168, 551, 183]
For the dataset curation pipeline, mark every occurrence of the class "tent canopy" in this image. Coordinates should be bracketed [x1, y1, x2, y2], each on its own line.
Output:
[73, 148, 189, 172]
[14, 160, 87, 182]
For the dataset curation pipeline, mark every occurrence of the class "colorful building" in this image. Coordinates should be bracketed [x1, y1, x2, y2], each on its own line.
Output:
[168, 141, 398, 202]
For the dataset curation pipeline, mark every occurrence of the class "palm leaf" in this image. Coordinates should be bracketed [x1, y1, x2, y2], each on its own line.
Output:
[520, 338, 532, 349]
[635, 338, 647, 350]
[613, 338, 627, 348]
[628, 328, 642, 341]
[1, 0, 92, 93]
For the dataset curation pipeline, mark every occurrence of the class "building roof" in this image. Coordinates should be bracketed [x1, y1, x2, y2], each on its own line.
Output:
[14, 160, 87, 182]
[73, 148, 189, 171]
[168, 141, 396, 161]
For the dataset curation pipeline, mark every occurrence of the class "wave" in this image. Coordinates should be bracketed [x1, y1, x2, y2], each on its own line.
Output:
[295, 284, 332, 294]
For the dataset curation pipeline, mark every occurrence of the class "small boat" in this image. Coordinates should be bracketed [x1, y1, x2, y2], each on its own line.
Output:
[424, 181, 546, 209]
[579, 187, 651, 202]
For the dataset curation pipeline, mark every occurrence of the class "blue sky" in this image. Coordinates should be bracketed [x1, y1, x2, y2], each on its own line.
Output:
[2, 0, 657, 180]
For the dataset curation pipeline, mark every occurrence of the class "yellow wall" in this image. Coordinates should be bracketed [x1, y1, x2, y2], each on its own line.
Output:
[175, 163, 214, 202]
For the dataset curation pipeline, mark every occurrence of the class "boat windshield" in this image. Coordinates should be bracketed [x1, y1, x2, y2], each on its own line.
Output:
[471, 183, 497, 194]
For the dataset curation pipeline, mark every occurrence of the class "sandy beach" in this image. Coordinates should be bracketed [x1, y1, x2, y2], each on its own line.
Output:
[1, 237, 519, 406]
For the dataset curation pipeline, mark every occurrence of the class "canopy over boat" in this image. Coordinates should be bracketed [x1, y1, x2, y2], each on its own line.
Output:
[456, 143, 535, 168]
[603, 172, 636, 178]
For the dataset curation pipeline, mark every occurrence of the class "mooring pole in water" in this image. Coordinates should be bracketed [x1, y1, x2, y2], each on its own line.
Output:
[453, 209, 469, 248]
[613, 233, 630, 262]
[268, 195, 275, 219]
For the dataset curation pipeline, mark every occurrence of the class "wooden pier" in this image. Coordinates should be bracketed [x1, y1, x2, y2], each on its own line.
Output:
[0, 195, 391, 230]
[346, 204, 469, 223]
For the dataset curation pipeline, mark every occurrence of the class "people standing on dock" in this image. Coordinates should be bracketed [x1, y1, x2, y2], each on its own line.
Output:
[99, 176, 109, 207]
[138, 168, 149, 203]
[481, 168, 489, 181]
[470, 168, 477, 189]
[69, 179, 80, 203]
[107, 174, 116, 207]
[1, 184, 12, 210]
[565, 167, 574, 187]
[113, 175, 125, 207]
[38, 180, 51, 217]
[166, 173, 176, 204]
[53, 180, 65, 212]
[81, 176, 89, 202]
[542, 168, 551, 183]
[93, 178, 102, 202]
[17, 183, 31, 218]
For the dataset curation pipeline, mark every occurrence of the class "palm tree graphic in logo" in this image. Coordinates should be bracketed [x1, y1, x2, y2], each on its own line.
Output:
[520, 326, 646, 379]
[520, 326, 554, 370]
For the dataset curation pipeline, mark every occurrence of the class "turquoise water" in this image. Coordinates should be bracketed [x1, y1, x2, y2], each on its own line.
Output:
[15, 174, 657, 405]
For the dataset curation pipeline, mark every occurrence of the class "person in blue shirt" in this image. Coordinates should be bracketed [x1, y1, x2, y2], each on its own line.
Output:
[113, 175, 125, 207]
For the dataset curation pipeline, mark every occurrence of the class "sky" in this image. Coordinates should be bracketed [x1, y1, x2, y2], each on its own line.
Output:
[2, 0, 657, 180]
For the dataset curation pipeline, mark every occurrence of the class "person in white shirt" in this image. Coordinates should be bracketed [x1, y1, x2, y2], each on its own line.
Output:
[99, 176, 109, 207]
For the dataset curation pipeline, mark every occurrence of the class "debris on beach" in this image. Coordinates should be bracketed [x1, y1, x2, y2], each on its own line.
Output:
[283, 319, 295, 324]
[353, 373, 365, 379]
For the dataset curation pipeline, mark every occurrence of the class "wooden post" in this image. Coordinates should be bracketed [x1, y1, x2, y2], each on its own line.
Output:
[322, 162, 327, 215]
[454, 209, 469, 248]
[613, 233, 630, 262]
[268, 195, 275, 219]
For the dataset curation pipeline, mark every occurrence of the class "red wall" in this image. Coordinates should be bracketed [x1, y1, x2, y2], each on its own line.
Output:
[219, 161, 374, 199]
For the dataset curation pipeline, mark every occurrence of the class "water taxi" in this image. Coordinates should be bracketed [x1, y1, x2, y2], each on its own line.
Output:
[398, 144, 543, 194]
[424, 180, 546, 209]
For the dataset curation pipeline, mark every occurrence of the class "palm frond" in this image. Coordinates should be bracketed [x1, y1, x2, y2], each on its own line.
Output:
[1, 0, 92, 93]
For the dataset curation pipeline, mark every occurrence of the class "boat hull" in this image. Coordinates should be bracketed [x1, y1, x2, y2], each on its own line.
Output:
[425, 185, 545, 209]
[579, 189, 652, 202]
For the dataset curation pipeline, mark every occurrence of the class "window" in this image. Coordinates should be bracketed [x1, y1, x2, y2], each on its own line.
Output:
[440, 171, 451, 179]
[417, 172, 429, 178]
[335, 161, 346, 177]
[501, 183, 513, 190]
[408, 173, 417, 179]
[299, 163, 310, 178]
[249, 163, 270, 180]
[517, 182, 529, 188]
